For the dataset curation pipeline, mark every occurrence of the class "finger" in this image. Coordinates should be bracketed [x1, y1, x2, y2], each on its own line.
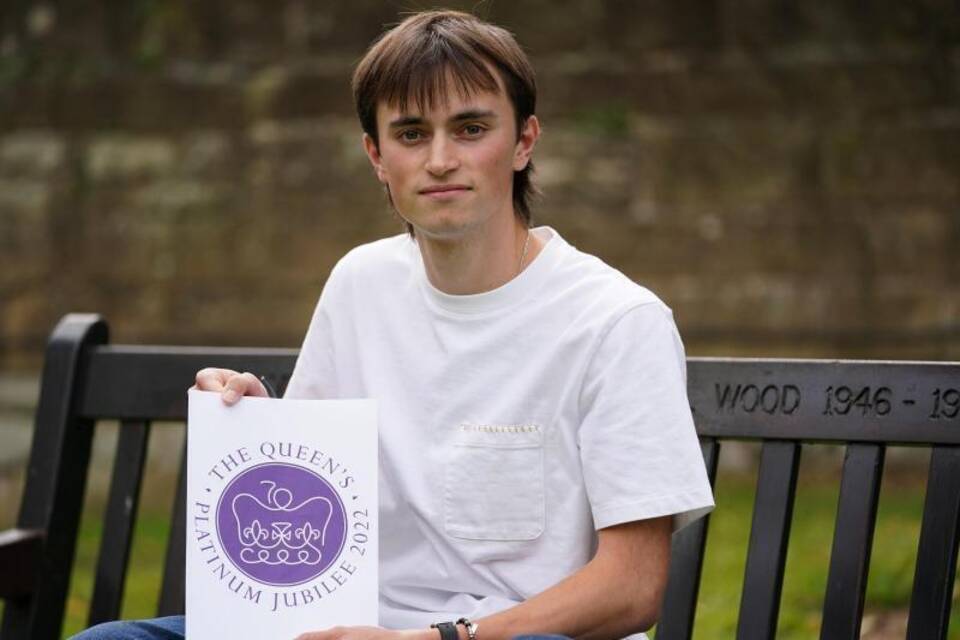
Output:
[241, 371, 270, 398]
[194, 367, 234, 392]
[295, 625, 350, 640]
[222, 371, 268, 405]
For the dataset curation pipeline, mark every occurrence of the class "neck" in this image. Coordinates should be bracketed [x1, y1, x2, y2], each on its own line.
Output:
[417, 220, 542, 295]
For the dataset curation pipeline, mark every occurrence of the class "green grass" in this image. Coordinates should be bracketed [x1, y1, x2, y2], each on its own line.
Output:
[48, 452, 960, 638]
[62, 510, 172, 638]
[684, 453, 960, 639]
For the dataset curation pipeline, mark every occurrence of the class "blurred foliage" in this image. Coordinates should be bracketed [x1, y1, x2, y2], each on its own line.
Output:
[570, 102, 631, 137]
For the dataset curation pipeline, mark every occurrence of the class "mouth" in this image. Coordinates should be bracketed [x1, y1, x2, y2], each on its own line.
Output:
[419, 185, 472, 197]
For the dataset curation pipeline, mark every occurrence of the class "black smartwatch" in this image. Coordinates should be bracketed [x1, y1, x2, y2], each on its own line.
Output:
[430, 621, 459, 640]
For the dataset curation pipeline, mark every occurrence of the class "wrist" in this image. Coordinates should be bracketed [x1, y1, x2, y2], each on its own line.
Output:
[425, 620, 473, 640]
[455, 618, 477, 640]
[406, 629, 439, 640]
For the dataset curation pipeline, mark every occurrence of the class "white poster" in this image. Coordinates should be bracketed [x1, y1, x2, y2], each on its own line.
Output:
[186, 390, 378, 638]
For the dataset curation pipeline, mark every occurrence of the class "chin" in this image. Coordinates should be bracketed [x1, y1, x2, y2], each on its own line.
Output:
[406, 213, 480, 239]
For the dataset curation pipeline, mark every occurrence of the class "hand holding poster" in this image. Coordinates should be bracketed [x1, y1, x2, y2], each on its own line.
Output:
[186, 390, 378, 638]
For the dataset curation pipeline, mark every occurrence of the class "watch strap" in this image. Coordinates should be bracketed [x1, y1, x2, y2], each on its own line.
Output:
[430, 621, 459, 640]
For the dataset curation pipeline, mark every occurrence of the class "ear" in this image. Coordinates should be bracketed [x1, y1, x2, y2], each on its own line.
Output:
[362, 133, 388, 183]
[513, 115, 541, 172]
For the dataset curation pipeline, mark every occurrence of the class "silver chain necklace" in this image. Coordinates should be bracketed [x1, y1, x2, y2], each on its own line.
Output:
[518, 229, 531, 275]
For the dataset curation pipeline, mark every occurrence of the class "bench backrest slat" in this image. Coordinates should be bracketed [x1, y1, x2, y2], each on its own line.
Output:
[656, 438, 720, 640]
[736, 441, 802, 640]
[819, 443, 885, 639]
[80, 347, 298, 421]
[88, 419, 152, 626]
[158, 443, 188, 617]
[905, 445, 960, 640]
[688, 359, 960, 445]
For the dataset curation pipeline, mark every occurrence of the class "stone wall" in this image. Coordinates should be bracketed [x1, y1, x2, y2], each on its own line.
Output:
[1, 1, 959, 368]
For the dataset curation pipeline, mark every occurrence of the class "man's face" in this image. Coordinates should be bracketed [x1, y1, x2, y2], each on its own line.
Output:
[363, 77, 538, 240]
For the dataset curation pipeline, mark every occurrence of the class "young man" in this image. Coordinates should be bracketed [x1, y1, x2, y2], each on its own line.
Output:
[74, 10, 713, 640]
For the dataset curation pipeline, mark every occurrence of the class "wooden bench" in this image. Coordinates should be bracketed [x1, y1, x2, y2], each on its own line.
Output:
[1, 313, 958, 639]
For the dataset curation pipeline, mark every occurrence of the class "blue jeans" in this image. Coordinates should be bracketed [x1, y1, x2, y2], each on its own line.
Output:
[70, 618, 569, 640]
[69, 616, 185, 639]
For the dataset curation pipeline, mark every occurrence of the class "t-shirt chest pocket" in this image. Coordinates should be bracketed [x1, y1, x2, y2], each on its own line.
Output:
[443, 424, 545, 541]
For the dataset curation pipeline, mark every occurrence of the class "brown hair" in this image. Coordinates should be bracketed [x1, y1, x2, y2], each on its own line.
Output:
[352, 10, 538, 232]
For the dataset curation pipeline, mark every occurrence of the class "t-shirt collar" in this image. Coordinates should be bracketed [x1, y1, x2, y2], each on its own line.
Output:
[415, 226, 564, 315]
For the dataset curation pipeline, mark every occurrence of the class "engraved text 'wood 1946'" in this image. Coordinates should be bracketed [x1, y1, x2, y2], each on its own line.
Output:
[714, 383, 960, 420]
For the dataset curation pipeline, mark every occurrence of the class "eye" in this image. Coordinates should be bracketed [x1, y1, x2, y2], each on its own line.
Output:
[461, 123, 486, 137]
[398, 129, 424, 143]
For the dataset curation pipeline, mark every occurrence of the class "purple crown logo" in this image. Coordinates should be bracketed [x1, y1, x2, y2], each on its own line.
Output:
[216, 463, 347, 586]
[233, 480, 332, 567]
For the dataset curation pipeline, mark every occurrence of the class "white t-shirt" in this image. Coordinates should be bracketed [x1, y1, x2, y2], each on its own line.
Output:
[285, 226, 714, 630]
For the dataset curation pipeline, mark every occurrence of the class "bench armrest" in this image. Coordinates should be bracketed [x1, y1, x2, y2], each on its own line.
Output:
[0, 528, 44, 599]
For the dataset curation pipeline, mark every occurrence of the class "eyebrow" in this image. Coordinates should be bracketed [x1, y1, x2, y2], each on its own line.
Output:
[387, 109, 498, 129]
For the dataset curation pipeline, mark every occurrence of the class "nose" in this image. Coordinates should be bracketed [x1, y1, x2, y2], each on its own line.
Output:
[424, 135, 459, 176]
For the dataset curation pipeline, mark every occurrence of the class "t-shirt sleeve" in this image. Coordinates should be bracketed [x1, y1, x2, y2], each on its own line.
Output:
[578, 302, 714, 533]
[283, 260, 345, 400]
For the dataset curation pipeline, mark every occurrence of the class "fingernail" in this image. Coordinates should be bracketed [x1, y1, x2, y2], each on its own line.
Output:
[223, 390, 240, 404]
